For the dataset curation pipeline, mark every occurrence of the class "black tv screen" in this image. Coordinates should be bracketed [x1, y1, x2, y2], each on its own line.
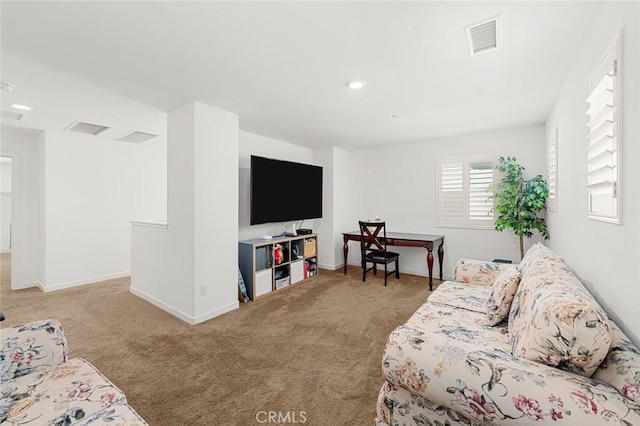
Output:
[250, 155, 323, 225]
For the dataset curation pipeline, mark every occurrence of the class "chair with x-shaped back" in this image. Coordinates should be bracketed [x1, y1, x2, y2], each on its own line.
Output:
[358, 220, 400, 286]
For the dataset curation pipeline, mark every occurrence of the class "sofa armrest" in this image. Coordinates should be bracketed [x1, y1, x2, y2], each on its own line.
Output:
[1, 319, 69, 382]
[454, 258, 516, 286]
[382, 324, 640, 424]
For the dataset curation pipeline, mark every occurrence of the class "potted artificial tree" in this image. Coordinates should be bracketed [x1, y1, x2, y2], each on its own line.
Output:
[492, 156, 549, 260]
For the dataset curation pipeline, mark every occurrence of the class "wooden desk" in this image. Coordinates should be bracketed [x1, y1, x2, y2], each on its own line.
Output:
[342, 231, 444, 290]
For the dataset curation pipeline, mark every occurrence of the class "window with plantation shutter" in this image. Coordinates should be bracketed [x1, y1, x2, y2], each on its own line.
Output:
[439, 156, 464, 226]
[547, 126, 558, 212]
[437, 154, 494, 229]
[586, 32, 621, 224]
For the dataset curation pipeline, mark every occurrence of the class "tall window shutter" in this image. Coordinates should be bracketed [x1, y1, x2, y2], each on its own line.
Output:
[547, 126, 558, 212]
[437, 154, 494, 229]
[586, 32, 621, 224]
[438, 156, 464, 226]
[468, 161, 494, 221]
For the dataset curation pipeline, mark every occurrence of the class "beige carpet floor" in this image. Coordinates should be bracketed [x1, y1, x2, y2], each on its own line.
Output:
[0, 253, 439, 425]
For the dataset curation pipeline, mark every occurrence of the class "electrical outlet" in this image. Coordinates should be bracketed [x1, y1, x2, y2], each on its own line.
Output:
[200, 285, 207, 296]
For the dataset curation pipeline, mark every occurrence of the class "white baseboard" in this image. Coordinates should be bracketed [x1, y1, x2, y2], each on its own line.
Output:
[43, 271, 130, 292]
[129, 287, 239, 325]
[193, 301, 239, 324]
[129, 286, 195, 324]
[345, 260, 452, 281]
[318, 262, 341, 271]
[11, 281, 42, 290]
[0, 250, 11, 254]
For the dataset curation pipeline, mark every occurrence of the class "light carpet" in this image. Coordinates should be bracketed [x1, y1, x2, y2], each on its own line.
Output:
[0, 253, 438, 425]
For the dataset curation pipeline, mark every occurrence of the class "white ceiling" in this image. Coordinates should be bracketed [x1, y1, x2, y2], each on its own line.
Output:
[1, 1, 601, 149]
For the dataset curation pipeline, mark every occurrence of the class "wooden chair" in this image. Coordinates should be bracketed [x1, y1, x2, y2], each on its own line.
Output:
[358, 221, 400, 286]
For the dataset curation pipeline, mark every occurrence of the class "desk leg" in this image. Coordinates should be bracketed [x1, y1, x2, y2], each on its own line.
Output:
[438, 242, 444, 281]
[426, 246, 434, 291]
[343, 236, 349, 275]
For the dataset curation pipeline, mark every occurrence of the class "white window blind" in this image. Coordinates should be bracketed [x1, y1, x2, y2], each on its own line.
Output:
[437, 154, 494, 229]
[547, 126, 558, 212]
[586, 32, 621, 224]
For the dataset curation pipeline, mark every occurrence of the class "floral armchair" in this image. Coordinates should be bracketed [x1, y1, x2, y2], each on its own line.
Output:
[1, 319, 147, 425]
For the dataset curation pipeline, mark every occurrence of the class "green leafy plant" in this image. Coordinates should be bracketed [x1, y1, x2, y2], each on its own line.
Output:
[492, 156, 549, 259]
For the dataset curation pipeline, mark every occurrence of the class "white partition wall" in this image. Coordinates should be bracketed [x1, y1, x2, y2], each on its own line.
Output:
[314, 147, 349, 270]
[131, 101, 239, 324]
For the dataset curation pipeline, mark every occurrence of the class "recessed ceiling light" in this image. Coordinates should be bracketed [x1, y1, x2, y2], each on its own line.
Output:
[346, 80, 367, 90]
[10, 104, 31, 111]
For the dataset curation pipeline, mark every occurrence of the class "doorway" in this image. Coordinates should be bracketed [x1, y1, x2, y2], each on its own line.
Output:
[0, 156, 12, 290]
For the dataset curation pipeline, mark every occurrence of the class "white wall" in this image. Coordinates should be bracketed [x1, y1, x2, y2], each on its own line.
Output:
[38, 131, 47, 289]
[1, 127, 42, 288]
[1, 159, 12, 252]
[131, 101, 239, 324]
[314, 148, 334, 269]
[314, 147, 349, 270]
[238, 131, 314, 241]
[0, 161, 11, 192]
[193, 103, 239, 321]
[2, 49, 168, 291]
[41, 129, 166, 290]
[347, 124, 546, 279]
[545, 2, 639, 345]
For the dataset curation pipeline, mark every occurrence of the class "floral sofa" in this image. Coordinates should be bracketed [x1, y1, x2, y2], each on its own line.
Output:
[0, 319, 146, 425]
[376, 243, 640, 425]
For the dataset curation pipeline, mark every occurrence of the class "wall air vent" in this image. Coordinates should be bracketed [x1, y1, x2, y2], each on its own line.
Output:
[465, 16, 501, 56]
[65, 120, 110, 136]
[1, 110, 24, 120]
[115, 130, 158, 143]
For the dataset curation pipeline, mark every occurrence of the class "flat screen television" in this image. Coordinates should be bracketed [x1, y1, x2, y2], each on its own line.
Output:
[250, 155, 323, 225]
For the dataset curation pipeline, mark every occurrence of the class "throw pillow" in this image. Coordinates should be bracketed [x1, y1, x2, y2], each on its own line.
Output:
[486, 268, 521, 326]
[454, 258, 517, 286]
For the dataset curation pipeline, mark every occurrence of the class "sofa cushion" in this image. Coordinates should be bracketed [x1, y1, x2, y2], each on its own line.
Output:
[454, 259, 517, 286]
[78, 404, 147, 426]
[486, 268, 521, 326]
[1, 319, 68, 383]
[592, 321, 640, 404]
[516, 242, 566, 282]
[427, 281, 491, 313]
[509, 246, 611, 377]
[2, 358, 127, 425]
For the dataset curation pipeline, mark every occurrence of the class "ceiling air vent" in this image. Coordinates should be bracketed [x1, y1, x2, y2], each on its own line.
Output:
[0, 82, 15, 92]
[465, 16, 501, 56]
[1, 110, 24, 120]
[65, 120, 110, 136]
[115, 130, 158, 143]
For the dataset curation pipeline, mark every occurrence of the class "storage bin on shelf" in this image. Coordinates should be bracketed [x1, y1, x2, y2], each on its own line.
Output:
[304, 238, 317, 258]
